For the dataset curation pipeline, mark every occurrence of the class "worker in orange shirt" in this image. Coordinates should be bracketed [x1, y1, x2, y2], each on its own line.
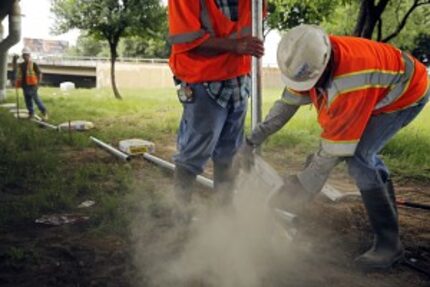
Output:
[242, 24, 429, 270]
[168, 0, 265, 222]
[15, 47, 48, 120]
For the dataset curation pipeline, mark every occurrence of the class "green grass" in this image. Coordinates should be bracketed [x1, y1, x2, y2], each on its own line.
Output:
[0, 87, 429, 232]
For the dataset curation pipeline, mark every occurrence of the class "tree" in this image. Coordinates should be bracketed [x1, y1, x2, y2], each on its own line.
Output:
[412, 33, 430, 65]
[265, 0, 339, 36]
[120, 36, 170, 59]
[51, 0, 165, 99]
[66, 33, 108, 57]
[353, 0, 430, 41]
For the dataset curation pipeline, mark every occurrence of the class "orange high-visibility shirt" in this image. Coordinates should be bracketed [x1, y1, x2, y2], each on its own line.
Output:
[282, 36, 429, 156]
[16, 61, 39, 88]
[168, 0, 253, 83]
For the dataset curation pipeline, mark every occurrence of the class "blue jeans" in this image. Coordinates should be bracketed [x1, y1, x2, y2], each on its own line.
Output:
[23, 86, 46, 115]
[173, 83, 248, 175]
[346, 97, 428, 190]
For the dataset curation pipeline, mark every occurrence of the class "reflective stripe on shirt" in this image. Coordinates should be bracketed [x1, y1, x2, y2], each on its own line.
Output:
[169, 0, 247, 44]
[321, 139, 359, 157]
[326, 52, 414, 110]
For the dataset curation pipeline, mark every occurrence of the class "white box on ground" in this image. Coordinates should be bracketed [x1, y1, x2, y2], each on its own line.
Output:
[60, 82, 76, 91]
[119, 139, 155, 155]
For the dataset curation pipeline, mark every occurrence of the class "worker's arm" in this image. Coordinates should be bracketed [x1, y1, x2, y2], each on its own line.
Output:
[169, 0, 264, 58]
[239, 89, 302, 171]
[247, 87, 313, 146]
[191, 36, 264, 57]
[295, 149, 341, 195]
[34, 63, 42, 84]
[248, 100, 299, 146]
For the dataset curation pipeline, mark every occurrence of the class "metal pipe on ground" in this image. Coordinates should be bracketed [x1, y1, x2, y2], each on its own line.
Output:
[90, 136, 130, 161]
[142, 152, 214, 189]
[31, 119, 58, 130]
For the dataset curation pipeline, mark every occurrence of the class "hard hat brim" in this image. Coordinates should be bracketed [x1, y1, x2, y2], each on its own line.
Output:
[281, 46, 331, 92]
[281, 74, 320, 92]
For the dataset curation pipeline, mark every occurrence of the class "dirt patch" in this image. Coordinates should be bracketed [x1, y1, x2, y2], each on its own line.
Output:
[1, 150, 429, 287]
[0, 224, 132, 287]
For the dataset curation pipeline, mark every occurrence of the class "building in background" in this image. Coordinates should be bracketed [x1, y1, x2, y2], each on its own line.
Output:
[23, 38, 69, 56]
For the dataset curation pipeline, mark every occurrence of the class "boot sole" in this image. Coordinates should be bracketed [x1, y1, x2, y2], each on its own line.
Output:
[356, 250, 405, 272]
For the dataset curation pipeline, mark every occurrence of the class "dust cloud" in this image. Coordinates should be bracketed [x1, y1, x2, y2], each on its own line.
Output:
[131, 172, 296, 287]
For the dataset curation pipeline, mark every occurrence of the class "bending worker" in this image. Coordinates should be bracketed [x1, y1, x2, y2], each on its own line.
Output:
[15, 47, 48, 120]
[167, 0, 264, 221]
[243, 25, 429, 270]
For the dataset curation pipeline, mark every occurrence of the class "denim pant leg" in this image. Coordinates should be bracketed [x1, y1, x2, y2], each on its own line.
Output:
[32, 86, 47, 113]
[346, 100, 428, 190]
[212, 99, 247, 166]
[23, 87, 34, 115]
[173, 84, 229, 175]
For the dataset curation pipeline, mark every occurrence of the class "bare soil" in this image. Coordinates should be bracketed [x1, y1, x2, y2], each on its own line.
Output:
[0, 150, 429, 287]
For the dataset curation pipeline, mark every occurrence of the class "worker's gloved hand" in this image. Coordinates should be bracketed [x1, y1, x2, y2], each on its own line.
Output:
[281, 174, 309, 199]
[268, 174, 312, 214]
[238, 138, 256, 172]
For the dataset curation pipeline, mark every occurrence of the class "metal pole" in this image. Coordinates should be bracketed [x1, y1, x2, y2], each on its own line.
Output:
[90, 136, 130, 161]
[143, 153, 214, 189]
[251, 0, 263, 130]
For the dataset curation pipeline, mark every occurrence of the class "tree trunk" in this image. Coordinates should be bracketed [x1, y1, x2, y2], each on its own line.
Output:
[109, 41, 122, 100]
[353, 0, 389, 40]
[353, 0, 369, 37]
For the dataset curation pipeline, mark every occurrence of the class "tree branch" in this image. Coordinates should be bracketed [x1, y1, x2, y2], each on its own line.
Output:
[376, 18, 383, 41]
[382, 0, 430, 42]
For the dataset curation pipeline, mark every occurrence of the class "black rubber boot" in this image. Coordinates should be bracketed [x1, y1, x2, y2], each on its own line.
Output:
[173, 165, 196, 224]
[355, 184, 404, 270]
[213, 161, 236, 207]
[385, 178, 398, 215]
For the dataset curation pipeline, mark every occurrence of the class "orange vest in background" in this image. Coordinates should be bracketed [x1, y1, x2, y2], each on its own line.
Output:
[168, 0, 252, 83]
[16, 61, 38, 88]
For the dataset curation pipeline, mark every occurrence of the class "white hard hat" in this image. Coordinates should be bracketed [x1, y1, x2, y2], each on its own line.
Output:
[277, 24, 331, 91]
[22, 47, 31, 54]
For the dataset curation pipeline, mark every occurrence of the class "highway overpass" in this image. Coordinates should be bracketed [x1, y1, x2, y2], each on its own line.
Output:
[7, 55, 286, 90]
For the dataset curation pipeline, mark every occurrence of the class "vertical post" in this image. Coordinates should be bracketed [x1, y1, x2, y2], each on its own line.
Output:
[251, 0, 263, 130]
[68, 120, 72, 142]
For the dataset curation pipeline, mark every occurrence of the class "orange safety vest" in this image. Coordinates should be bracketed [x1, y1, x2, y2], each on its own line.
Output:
[16, 61, 39, 88]
[281, 36, 430, 156]
[168, 0, 253, 83]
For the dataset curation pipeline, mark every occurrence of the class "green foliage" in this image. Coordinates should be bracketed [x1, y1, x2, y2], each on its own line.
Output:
[322, 0, 430, 52]
[51, 0, 167, 98]
[266, 0, 340, 34]
[51, 0, 165, 44]
[66, 33, 109, 57]
[120, 35, 170, 59]
[411, 33, 430, 65]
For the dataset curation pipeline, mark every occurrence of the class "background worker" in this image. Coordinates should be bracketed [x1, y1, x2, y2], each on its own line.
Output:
[167, 0, 264, 220]
[15, 47, 48, 120]
[242, 24, 429, 270]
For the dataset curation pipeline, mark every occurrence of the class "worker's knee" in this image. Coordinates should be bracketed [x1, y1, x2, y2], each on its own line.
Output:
[346, 156, 384, 190]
